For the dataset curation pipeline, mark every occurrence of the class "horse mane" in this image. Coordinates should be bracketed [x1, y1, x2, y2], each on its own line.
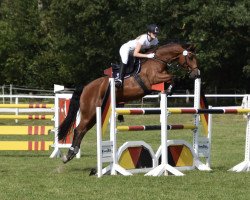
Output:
[157, 40, 196, 52]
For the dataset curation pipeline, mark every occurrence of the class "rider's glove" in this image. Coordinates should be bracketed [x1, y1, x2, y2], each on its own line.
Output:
[146, 53, 155, 58]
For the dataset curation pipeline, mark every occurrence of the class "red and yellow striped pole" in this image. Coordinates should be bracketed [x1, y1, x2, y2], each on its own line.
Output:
[0, 104, 54, 108]
[0, 115, 53, 120]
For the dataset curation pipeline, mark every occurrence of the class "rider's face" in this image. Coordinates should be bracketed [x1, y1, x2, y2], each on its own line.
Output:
[150, 32, 157, 39]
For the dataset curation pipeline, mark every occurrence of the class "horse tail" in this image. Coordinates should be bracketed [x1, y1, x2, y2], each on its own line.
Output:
[58, 86, 83, 141]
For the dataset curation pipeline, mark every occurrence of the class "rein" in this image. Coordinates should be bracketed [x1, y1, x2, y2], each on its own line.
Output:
[152, 56, 174, 69]
[153, 50, 197, 72]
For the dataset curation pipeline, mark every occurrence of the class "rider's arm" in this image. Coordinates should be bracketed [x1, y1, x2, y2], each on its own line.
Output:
[133, 43, 149, 58]
[133, 42, 155, 58]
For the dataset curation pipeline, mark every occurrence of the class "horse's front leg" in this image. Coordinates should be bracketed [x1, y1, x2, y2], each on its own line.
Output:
[165, 79, 176, 96]
[154, 73, 175, 95]
[154, 72, 172, 83]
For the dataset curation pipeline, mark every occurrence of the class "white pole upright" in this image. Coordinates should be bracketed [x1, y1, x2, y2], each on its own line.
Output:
[161, 93, 168, 176]
[96, 107, 103, 177]
[193, 78, 201, 155]
[193, 78, 211, 171]
[207, 105, 213, 168]
[145, 93, 184, 176]
[50, 93, 60, 158]
[110, 78, 117, 175]
[229, 95, 250, 172]
[109, 78, 132, 176]
[10, 84, 13, 104]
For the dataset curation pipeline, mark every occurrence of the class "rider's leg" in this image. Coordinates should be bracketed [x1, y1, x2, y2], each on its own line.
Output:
[115, 44, 129, 88]
[115, 63, 127, 88]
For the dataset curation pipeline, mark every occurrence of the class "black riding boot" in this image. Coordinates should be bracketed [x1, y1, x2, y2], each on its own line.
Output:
[115, 63, 126, 88]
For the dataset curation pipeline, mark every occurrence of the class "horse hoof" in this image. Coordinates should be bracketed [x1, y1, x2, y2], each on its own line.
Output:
[89, 168, 97, 176]
[61, 155, 68, 163]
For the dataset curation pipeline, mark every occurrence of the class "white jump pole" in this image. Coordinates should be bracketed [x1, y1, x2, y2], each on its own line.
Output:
[96, 107, 102, 177]
[229, 95, 250, 172]
[193, 78, 211, 171]
[207, 106, 213, 168]
[109, 78, 132, 176]
[193, 78, 201, 156]
[145, 93, 184, 176]
[50, 93, 60, 158]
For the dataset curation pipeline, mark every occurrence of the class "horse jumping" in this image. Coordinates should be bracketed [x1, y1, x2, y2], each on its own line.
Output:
[58, 42, 200, 163]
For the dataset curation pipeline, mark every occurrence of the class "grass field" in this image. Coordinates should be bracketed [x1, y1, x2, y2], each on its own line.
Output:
[0, 114, 250, 200]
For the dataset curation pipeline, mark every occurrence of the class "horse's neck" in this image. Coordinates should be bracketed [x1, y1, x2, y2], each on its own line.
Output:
[139, 46, 181, 86]
[157, 45, 181, 61]
[139, 61, 170, 86]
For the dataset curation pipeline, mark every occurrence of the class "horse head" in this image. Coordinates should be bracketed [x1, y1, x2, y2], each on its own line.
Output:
[154, 43, 200, 79]
[178, 44, 200, 79]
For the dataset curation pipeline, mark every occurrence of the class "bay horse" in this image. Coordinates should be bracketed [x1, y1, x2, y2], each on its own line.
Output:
[58, 42, 200, 163]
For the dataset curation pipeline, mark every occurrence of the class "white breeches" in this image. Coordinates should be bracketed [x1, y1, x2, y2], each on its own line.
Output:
[119, 44, 131, 64]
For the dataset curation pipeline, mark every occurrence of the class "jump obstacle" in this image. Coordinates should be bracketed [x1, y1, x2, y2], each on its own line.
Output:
[49, 91, 81, 159]
[0, 102, 54, 151]
[96, 78, 206, 177]
[96, 78, 250, 177]
[0, 91, 79, 156]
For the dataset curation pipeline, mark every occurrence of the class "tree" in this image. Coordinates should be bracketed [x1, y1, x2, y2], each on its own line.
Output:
[0, 0, 249, 92]
[0, 0, 57, 88]
[182, 0, 250, 91]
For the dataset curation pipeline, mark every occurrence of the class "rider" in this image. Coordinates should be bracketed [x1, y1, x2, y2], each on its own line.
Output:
[115, 24, 160, 88]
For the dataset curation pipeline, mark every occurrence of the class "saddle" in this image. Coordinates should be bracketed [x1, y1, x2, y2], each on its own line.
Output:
[111, 55, 141, 79]
[104, 56, 165, 94]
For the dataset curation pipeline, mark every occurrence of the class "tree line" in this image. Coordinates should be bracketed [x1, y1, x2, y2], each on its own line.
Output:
[0, 0, 249, 92]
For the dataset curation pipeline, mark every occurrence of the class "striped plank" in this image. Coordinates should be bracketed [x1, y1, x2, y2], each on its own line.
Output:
[0, 126, 53, 135]
[0, 115, 53, 120]
[0, 141, 53, 151]
[116, 108, 250, 115]
[168, 108, 250, 114]
[116, 109, 160, 115]
[0, 104, 54, 108]
[117, 124, 196, 131]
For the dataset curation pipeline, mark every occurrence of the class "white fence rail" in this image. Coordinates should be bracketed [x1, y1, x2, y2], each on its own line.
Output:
[141, 94, 249, 107]
[0, 95, 55, 123]
[0, 94, 55, 104]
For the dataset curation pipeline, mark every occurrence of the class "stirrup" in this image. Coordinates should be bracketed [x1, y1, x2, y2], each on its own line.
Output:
[115, 79, 123, 88]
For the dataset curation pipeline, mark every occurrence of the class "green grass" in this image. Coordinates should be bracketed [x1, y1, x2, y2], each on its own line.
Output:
[0, 114, 250, 200]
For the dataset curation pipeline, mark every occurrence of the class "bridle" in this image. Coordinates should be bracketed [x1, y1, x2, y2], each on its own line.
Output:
[181, 50, 199, 71]
[152, 50, 198, 72]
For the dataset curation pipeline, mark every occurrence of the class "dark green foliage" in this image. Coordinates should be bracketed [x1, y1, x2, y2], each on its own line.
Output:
[0, 0, 249, 91]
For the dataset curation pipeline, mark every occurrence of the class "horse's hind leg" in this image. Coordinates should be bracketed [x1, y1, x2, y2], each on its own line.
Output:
[62, 118, 95, 163]
[61, 77, 107, 163]
[61, 129, 85, 163]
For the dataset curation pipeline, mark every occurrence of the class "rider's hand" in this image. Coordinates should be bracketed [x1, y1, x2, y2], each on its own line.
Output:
[147, 53, 155, 58]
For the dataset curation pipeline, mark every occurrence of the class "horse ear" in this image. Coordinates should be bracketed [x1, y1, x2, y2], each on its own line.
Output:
[187, 44, 196, 52]
[181, 43, 196, 52]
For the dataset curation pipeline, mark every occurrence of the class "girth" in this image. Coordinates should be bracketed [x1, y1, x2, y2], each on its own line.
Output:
[133, 74, 152, 95]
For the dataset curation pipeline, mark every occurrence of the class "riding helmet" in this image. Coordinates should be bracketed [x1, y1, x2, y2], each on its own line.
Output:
[147, 24, 159, 34]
